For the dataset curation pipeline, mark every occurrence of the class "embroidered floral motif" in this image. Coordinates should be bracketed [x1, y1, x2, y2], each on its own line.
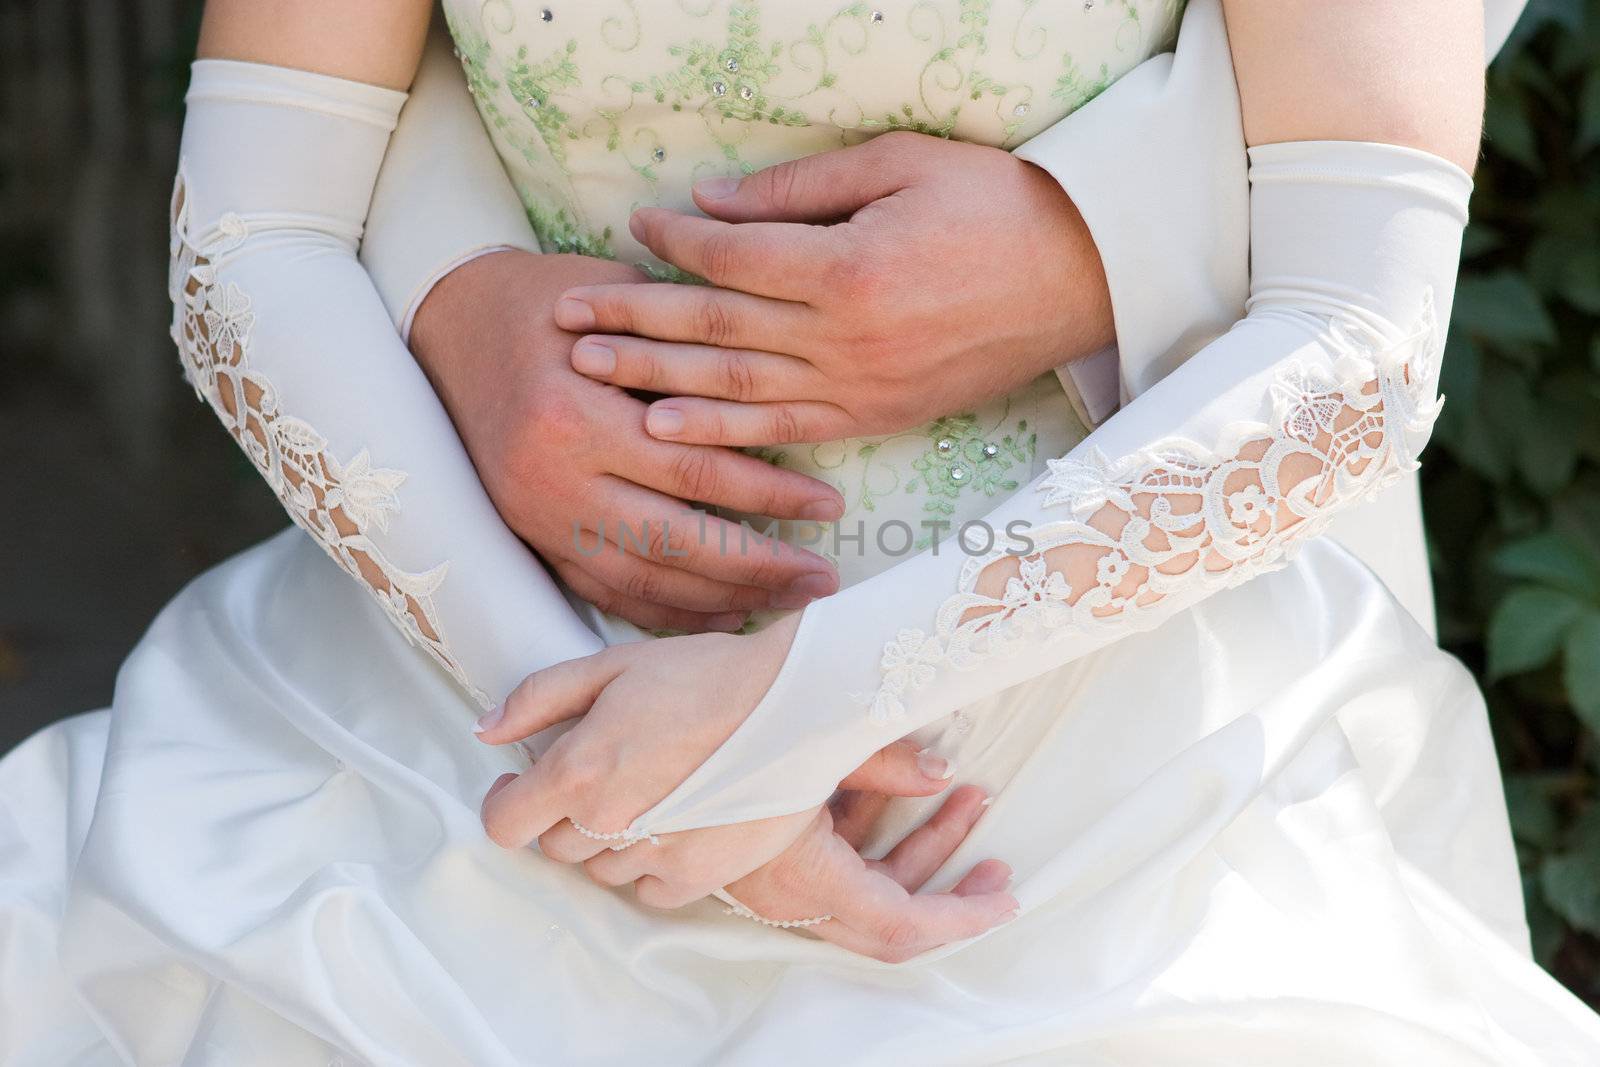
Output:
[863, 295, 1445, 721]
[168, 171, 488, 708]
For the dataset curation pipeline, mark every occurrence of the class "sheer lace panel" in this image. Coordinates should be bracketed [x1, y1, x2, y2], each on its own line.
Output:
[168, 170, 489, 708]
[867, 297, 1444, 723]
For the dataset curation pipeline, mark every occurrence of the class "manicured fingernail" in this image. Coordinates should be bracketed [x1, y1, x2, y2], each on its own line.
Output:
[998, 909, 1020, 924]
[916, 747, 955, 781]
[787, 572, 835, 598]
[571, 339, 615, 375]
[708, 613, 746, 632]
[627, 212, 647, 243]
[646, 406, 684, 438]
[980, 796, 995, 807]
[554, 297, 596, 332]
[695, 177, 740, 200]
[800, 498, 844, 521]
[484, 772, 518, 803]
[473, 705, 504, 735]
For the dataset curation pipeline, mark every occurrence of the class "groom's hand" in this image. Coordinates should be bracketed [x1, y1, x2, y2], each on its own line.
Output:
[554, 131, 1115, 447]
[410, 250, 842, 632]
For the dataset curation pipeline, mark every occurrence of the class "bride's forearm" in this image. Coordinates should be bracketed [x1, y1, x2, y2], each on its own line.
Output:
[617, 4, 1484, 837]
[174, 4, 606, 708]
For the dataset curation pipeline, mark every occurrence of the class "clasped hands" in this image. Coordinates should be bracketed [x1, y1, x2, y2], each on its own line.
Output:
[422, 132, 1112, 960]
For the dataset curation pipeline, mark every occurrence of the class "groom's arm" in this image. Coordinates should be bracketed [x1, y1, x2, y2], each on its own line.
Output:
[360, 16, 537, 339]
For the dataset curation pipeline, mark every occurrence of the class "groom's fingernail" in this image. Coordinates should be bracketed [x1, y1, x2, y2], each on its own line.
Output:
[554, 297, 596, 332]
[707, 613, 747, 632]
[646, 406, 685, 437]
[788, 572, 835, 598]
[916, 747, 956, 781]
[800, 498, 844, 522]
[473, 705, 504, 735]
[571, 339, 616, 375]
[695, 177, 740, 200]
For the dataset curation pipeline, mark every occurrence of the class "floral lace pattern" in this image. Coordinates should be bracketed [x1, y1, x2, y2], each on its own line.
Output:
[866, 297, 1445, 723]
[168, 171, 489, 708]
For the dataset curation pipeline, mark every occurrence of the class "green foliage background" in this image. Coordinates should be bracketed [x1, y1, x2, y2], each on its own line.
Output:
[1428, 0, 1600, 1005]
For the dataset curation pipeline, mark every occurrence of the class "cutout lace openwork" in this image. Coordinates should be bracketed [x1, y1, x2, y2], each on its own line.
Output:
[868, 299, 1445, 723]
[168, 170, 488, 707]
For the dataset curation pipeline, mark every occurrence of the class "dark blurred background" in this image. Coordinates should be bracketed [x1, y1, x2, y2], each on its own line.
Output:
[2, 0, 1598, 1006]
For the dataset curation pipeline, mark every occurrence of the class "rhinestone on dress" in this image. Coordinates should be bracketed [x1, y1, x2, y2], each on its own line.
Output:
[982, 442, 1000, 459]
[1013, 103, 1030, 117]
[540, 7, 553, 22]
[870, 9, 885, 22]
[651, 146, 666, 162]
[711, 80, 728, 97]
[936, 438, 955, 454]
[950, 467, 968, 483]
[738, 84, 754, 101]
[725, 58, 740, 73]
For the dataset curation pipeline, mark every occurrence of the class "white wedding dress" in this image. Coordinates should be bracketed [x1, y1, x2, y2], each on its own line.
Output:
[6, 2, 1600, 1065]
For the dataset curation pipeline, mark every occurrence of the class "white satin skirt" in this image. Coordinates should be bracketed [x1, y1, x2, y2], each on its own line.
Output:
[5, 527, 1599, 1066]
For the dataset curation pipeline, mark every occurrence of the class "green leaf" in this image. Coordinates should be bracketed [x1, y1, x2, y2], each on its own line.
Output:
[1451, 271, 1557, 353]
[1493, 533, 1600, 601]
[1487, 587, 1588, 679]
[1540, 803, 1600, 936]
[1541, 847, 1600, 935]
[1563, 613, 1600, 735]
[1503, 773, 1564, 848]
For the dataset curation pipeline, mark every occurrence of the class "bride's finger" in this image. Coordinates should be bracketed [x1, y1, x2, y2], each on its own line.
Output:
[867, 785, 989, 892]
[818, 878, 1019, 964]
[474, 651, 627, 744]
[950, 858, 1013, 896]
[837, 740, 957, 797]
[538, 819, 612, 865]
[830, 790, 891, 851]
[581, 840, 653, 888]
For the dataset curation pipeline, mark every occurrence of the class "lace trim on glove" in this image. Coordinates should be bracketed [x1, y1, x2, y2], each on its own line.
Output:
[168, 169, 488, 708]
[868, 294, 1444, 723]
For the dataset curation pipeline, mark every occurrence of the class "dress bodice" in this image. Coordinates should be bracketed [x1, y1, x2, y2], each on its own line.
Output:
[442, 0, 1182, 595]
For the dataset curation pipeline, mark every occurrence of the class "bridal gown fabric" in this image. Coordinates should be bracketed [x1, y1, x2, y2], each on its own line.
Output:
[7, 4, 1600, 1067]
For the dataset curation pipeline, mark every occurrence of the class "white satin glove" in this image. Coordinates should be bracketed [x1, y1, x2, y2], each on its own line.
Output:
[172, 60, 602, 709]
[624, 139, 1474, 835]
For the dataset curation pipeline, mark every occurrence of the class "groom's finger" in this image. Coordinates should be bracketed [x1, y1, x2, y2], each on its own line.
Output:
[690, 137, 922, 223]
[643, 396, 846, 446]
[555, 282, 804, 355]
[574, 335, 817, 406]
[626, 209, 838, 299]
[551, 558, 751, 632]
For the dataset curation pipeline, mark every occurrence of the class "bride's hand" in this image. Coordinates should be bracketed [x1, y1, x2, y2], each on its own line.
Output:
[474, 615, 803, 866]
[474, 620, 1018, 958]
[552, 130, 1113, 446]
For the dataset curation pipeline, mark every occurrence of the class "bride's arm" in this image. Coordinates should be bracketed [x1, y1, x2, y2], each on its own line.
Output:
[476, 0, 1486, 850]
[180, 0, 605, 707]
